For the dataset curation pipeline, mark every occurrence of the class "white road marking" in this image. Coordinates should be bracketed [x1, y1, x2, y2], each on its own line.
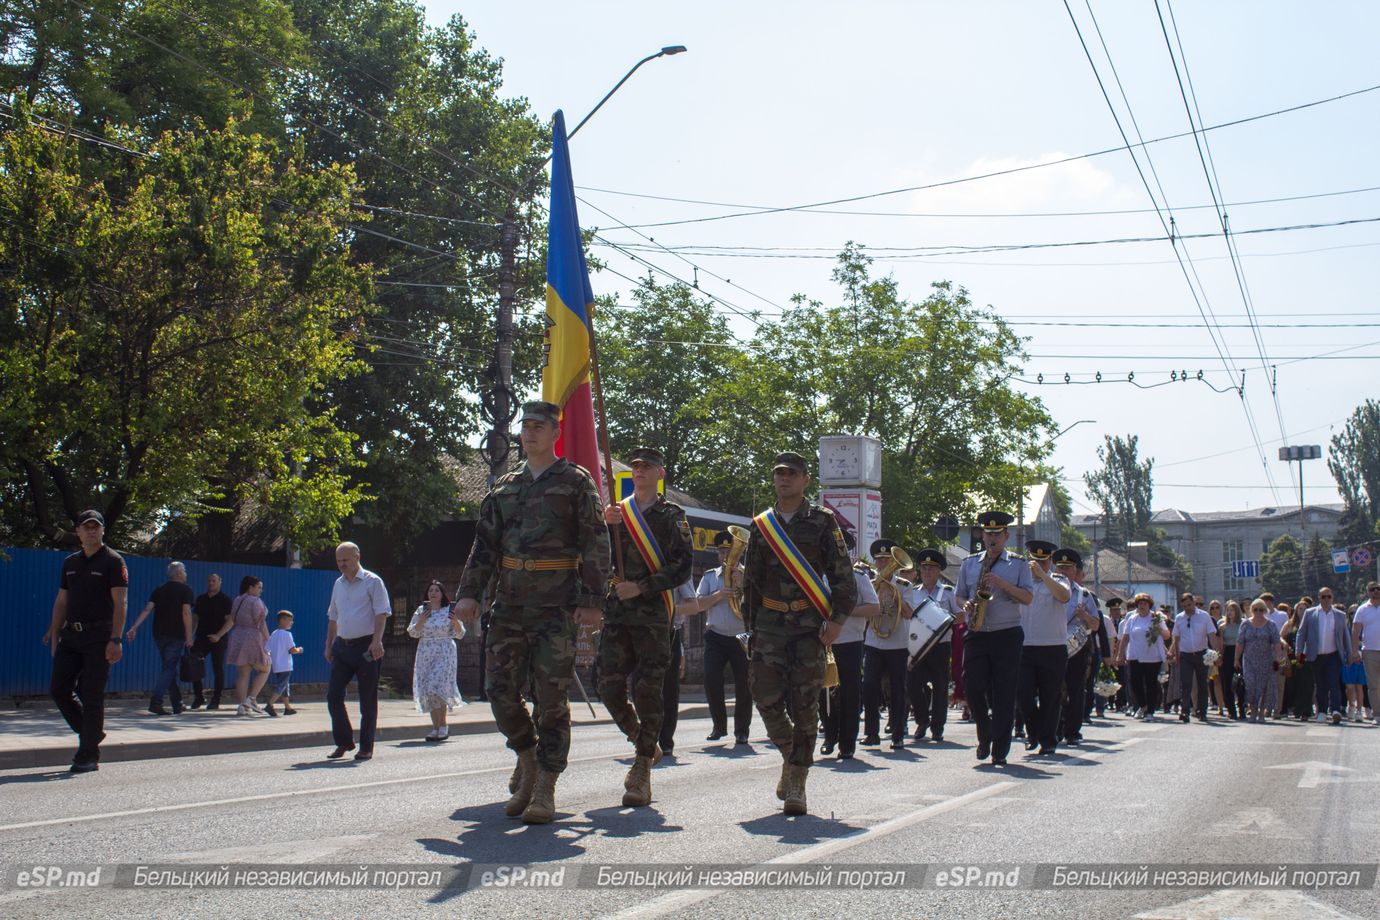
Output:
[1135, 887, 1358, 919]
[602, 781, 1018, 920]
[1263, 760, 1357, 788]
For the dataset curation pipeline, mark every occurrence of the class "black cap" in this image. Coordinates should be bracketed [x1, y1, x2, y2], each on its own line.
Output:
[74, 509, 105, 527]
[712, 530, 734, 548]
[977, 510, 1014, 532]
[772, 451, 808, 474]
[1052, 548, 1083, 567]
[870, 538, 897, 558]
[1026, 539, 1056, 560]
[520, 400, 561, 426]
[628, 447, 665, 467]
[915, 548, 946, 569]
[1107, 596, 1124, 608]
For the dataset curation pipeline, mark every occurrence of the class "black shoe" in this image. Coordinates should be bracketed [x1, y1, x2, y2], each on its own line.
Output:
[707, 730, 727, 741]
[1066, 734, 1083, 745]
[354, 750, 373, 762]
[1025, 739, 1040, 752]
[171, 705, 185, 715]
[976, 740, 991, 761]
[862, 735, 880, 746]
[1179, 714, 1190, 723]
[282, 706, 297, 716]
[1195, 713, 1207, 723]
[913, 729, 927, 741]
[734, 734, 748, 745]
[890, 739, 904, 751]
[931, 732, 944, 743]
[1039, 745, 1056, 756]
[327, 745, 356, 760]
[839, 750, 854, 760]
[147, 704, 171, 716]
[265, 703, 279, 717]
[991, 757, 1007, 766]
[189, 698, 204, 710]
[206, 702, 221, 711]
[69, 760, 99, 774]
[820, 741, 835, 756]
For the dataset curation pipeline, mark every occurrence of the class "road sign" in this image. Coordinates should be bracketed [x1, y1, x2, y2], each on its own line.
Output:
[1352, 546, 1374, 568]
[1331, 550, 1352, 574]
[933, 514, 960, 542]
[1231, 560, 1260, 579]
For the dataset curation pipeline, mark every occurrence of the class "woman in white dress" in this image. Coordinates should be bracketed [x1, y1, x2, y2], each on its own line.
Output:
[407, 581, 465, 741]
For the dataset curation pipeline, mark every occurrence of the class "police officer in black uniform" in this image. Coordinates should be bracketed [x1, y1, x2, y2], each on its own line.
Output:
[42, 510, 129, 772]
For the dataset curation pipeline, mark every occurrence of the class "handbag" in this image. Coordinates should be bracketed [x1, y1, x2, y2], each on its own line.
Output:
[180, 652, 206, 682]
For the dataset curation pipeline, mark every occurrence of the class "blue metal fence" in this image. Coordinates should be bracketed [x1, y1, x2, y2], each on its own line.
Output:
[0, 547, 339, 697]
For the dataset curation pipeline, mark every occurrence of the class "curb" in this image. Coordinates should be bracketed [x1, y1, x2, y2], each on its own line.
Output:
[1, 705, 713, 770]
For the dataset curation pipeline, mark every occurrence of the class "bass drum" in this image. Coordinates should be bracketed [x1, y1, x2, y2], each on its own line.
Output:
[907, 600, 954, 668]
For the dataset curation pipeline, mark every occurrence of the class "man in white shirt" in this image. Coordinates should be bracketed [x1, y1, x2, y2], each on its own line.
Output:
[1170, 592, 1219, 723]
[324, 542, 392, 761]
[819, 530, 880, 759]
[1351, 582, 1380, 724]
[696, 531, 753, 744]
[1017, 540, 1071, 756]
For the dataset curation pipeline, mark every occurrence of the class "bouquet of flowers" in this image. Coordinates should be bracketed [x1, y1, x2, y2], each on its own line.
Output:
[1203, 648, 1220, 668]
[1146, 612, 1164, 647]
[1093, 662, 1122, 699]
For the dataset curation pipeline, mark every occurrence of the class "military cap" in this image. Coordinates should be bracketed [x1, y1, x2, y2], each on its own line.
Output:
[712, 530, 734, 548]
[520, 400, 561, 426]
[628, 447, 665, 467]
[915, 548, 947, 569]
[1025, 539, 1056, 560]
[1052, 547, 1083, 567]
[74, 509, 105, 527]
[1106, 596, 1124, 609]
[977, 510, 1014, 532]
[870, 538, 898, 558]
[771, 451, 808, 474]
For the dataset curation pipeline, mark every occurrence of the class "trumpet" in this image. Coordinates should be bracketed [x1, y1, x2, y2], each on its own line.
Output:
[872, 547, 914, 639]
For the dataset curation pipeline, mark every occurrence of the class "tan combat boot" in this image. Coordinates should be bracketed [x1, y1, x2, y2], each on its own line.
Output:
[504, 748, 538, 817]
[622, 755, 653, 807]
[775, 741, 793, 801]
[522, 770, 559, 824]
[783, 765, 808, 816]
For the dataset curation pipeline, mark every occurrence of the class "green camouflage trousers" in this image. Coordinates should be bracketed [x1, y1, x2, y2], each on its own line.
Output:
[485, 604, 576, 773]
[750, 624, 826, 767]
[597, 620, 671, 758]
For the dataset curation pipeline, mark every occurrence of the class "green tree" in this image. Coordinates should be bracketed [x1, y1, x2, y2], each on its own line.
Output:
[1327, 400, 1380, 601]
[1300, 533, 1335, 599]
[1084, 434, 1193, 591]
[1260, 534, 1304, 602]
[0, 108, 372, 551]
[687, 245, 1054, 549]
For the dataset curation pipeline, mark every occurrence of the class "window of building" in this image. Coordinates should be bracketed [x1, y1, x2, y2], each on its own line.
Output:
[1224, 539, 1247, 592]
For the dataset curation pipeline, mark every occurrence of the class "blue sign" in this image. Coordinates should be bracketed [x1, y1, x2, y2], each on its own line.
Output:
[1232, 560, 1260, 579]
[1331, 550, 1351, 574]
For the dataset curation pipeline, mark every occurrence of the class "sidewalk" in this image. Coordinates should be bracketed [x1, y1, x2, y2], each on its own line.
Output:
[0, 694, 711, 770]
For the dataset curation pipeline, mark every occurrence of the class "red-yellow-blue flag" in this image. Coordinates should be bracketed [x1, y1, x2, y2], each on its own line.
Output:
[541, 110, 603, 497]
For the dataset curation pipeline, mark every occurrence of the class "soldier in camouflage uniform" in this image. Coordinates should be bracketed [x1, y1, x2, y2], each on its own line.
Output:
[454, 401, 609, 824]
[598, 447, 692, 807]
[742, 451, 856, 815]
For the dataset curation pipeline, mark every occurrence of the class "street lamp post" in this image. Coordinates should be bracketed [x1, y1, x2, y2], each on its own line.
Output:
[484, 46, 686, 486]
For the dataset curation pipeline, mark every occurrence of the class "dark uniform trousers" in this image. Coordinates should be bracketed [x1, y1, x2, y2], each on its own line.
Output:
[327, 636, 381, 753]
[1064, 643, 1093, 739]
[485, 604, 578, 773]
[598, 619, 672, 759]
[1018, 644, 1066, 749]
[704, 630, 753, 738]
[818, 640, 863, 754]
[964, 626, 1024, 760]
[50, 625, 112, 763]
[908, 641, 951, 738]
[862, 646, 910, 743]
[750, 623, 826, 768]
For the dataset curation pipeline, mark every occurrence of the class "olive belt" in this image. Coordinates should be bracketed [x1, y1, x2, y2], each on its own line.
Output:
[760, 597, 813, 613]
[501, 555, 582, 572]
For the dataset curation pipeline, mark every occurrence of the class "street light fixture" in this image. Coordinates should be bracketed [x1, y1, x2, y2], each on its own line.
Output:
[484, 46, 688, 486]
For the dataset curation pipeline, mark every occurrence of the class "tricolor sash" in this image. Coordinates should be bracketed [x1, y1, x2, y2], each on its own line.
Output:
[619, 496, 675, 622]
[753, 508, 832, 619]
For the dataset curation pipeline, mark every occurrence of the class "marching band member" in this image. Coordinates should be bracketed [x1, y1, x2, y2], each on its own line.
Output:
[955, 511, 1034, 766]
[906, 548, 962, 743]
[862, 539, 912, 750]
[696, 531, 754, 745]
[819, 529, 880, 759]
[1016, 540, 1070, 756]
[1054, 549, 1103, 745]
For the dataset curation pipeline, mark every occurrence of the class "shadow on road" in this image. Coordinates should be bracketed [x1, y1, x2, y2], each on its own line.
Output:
[0, 769, 76, 785]
[585, 804, 685, 839]
[739, 811, 865, 844]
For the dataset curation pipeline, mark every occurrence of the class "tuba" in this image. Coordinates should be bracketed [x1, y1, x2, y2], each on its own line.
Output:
[872, 547, 915, 639]
[723, 525, 750, 621]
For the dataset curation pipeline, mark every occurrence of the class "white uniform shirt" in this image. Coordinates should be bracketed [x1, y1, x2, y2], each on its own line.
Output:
[1021, 572, 1071, 646]
[837, 569, 880, 644]
[864, 576, 909, 650]
[696, 567, 740, 638]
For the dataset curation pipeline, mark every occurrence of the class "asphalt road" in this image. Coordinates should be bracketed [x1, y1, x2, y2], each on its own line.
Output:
[1, 710, 1377, 920]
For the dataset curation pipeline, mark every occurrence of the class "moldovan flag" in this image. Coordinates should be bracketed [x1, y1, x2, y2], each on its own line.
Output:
[541, 110, 604, 498]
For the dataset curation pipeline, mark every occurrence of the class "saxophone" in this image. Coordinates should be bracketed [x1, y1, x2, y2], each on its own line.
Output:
[971, 550, 998, 631]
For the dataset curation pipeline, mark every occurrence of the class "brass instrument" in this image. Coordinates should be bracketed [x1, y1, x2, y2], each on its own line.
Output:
[823, 647, 839, 689]
[872, 547, 915, 639]
[723, 525, 750, 621]
[971, 551, 998, 632]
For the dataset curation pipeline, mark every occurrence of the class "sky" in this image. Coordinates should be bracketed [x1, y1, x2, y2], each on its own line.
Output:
[426, 1, 1379, 521]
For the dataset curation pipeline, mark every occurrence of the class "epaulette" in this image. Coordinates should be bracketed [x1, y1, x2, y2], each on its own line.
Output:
[495, 470, 523, 486]
[853, 561, 874, 574]
[565, 461, 600, 487]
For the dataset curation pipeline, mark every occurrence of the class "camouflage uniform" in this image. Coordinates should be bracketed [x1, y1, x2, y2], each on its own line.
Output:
[597, 495, 693, 758]
[743, 501, 857, 767]
[457, 457, 609, 773]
